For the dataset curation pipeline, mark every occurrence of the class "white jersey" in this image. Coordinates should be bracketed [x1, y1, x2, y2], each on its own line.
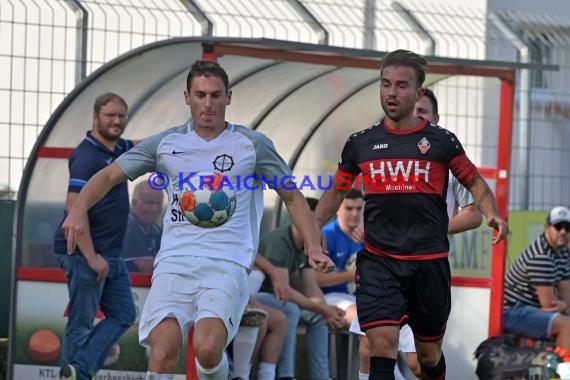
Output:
[116, 122, 292, 270]
[446, 173, 474, 219]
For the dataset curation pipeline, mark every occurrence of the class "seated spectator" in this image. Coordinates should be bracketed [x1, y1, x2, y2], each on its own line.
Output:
[122, 181, 163, 273]
[503, 206, 570, 361]
[256, 197, 346, 380]
[316, 188, 364, 327]
[230, 265, 288, 380]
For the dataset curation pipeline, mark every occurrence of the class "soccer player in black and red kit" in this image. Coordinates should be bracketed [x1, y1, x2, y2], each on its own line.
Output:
[315, 49, 509, 380]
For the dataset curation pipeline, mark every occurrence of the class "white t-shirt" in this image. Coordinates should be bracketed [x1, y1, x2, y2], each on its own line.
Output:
[446, 173, 475, 219]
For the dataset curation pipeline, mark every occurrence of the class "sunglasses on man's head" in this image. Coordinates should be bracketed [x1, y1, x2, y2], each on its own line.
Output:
[552, 222, 570, 231]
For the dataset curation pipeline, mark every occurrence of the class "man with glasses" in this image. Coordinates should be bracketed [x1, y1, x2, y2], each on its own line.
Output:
[54, 93, 137, 380]
[503, 206, 570, 362]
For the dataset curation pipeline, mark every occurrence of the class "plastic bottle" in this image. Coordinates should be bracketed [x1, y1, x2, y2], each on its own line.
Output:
[546, 352, 562, 379]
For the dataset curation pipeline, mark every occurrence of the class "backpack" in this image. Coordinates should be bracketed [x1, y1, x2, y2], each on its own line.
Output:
[474, 335, 548, 380]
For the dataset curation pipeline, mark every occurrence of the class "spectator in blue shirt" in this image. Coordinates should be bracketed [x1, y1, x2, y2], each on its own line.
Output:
[316, 188, 364, 328]
[54, 93, 136, 380]
[122, 180, 164, 273]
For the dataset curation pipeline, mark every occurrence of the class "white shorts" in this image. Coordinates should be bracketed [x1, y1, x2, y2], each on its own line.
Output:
[324, 292, 356, 311]
[138, 256, 249, 348]
[349, 315, 416, 353]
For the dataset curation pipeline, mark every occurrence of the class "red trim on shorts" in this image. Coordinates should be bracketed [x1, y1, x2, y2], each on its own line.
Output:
[360, 315, 408, 331]
[364, 244, 448, 261]
[413, 329, 446, 342]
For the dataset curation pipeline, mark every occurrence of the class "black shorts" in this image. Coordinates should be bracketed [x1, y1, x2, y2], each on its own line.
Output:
[355, 251, 451, 342]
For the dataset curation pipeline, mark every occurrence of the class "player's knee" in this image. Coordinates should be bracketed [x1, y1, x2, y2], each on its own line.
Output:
[149, 344, 179, 371]
[194, 344, 223, 368]
[417, 350, 441, 368]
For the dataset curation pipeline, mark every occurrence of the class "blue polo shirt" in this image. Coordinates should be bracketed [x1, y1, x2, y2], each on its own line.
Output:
[321, 219, 364, 294]
[54, 132, 134, 257]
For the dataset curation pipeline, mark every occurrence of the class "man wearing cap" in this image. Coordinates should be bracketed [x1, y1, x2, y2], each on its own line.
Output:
[503, 206, 570, 361]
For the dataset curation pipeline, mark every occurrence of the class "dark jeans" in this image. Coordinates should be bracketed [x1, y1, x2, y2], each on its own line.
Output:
[58, 254, 136, 380]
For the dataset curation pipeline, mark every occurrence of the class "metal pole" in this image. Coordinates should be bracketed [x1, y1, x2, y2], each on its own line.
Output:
[363, 0, 376, 50]
[286, 0, 329, 45]
[391, 1, 435, 56]
[64, 0, 88, 83]
[181, 0, 213, 36]
[488, 12, 532, 209]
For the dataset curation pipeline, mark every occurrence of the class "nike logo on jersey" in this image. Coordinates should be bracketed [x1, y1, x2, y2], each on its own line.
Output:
[172, 150, 190, 155]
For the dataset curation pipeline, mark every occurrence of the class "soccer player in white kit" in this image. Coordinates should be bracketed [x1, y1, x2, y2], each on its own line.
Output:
[62, 60, 334, 380]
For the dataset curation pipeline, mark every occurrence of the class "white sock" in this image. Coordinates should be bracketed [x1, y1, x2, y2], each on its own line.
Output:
[145, 372, 174, 380]
[257, 361, 276, 380]
[195, 351, 229, 380]
[231, 326, 259, 378]
[358, 371, 368, 380]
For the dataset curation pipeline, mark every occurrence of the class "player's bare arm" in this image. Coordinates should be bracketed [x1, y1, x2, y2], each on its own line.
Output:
[315, 268, 355, 288]
[277, 187, 335, 272]
[64, 192, 109, 282]
[314, 169, 352, 229]
[448, 203, 483, 235]
[466, 173, 509, 244]
[62, 163, 128, 254]
[254, 255, 291, 301]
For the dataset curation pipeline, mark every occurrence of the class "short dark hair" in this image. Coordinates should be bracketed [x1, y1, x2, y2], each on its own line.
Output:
[93, 93, 127, 113]
[305, 197, 319, 211]
[381, 49, 428, 88]
[186, 60, 229, 92]
[421, 87, 438, 116]
[345, 188, 363, 200]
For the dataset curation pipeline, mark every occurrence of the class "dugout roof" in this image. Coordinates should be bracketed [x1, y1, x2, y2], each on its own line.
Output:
[19, 37, 524, 269]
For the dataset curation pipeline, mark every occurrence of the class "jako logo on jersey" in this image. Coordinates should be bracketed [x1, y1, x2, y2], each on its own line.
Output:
[418, 137, 430, 154]
[368, 160, 430, 183]
[373, 143, 388, 150]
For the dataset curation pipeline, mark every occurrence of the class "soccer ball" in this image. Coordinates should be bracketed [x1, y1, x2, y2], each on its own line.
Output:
[179, 172, 237, 228]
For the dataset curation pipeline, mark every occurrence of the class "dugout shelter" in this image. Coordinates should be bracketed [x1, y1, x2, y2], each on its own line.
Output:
[11, 37, 525, 379]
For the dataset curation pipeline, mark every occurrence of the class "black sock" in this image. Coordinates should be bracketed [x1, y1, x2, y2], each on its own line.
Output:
[369, 356, 396, 380]
[420, 352, 446, 380]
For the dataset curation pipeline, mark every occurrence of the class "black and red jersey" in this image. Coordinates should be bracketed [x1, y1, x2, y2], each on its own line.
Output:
[338, 118, 478, 260]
